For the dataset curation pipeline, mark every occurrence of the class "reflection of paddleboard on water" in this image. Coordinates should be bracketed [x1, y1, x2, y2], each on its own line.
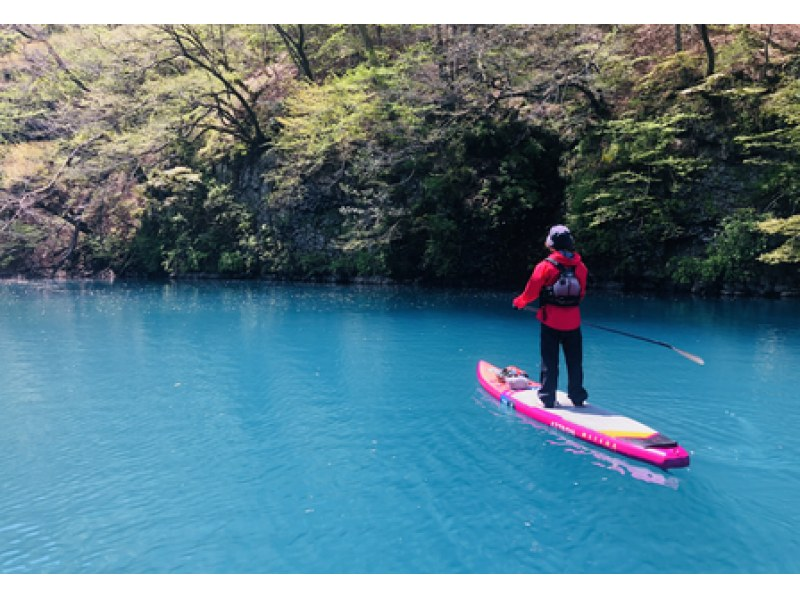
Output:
[550, 436, 681, 488]
[477, 360, 690, 470]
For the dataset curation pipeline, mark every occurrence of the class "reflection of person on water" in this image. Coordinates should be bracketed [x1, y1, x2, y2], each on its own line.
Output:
[512, 225, 589, 409]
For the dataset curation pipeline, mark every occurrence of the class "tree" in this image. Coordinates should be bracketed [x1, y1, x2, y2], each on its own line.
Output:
[697, 25, 715, 76]
[1, 26, 215, 275]
[273, 25, 314, 81]
[3, 24, 800, 292]
[8, 25, 90, 92]
[158, 25, 273, 152]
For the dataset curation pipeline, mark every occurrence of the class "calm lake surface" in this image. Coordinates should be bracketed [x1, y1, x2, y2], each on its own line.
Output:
[1, 280, 799, 574]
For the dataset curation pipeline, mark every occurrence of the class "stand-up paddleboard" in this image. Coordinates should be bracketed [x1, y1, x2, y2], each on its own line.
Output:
[477, 360, 690, 469]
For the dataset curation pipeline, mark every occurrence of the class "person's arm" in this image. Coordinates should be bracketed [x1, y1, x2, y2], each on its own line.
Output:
[512, 261, 548, 309]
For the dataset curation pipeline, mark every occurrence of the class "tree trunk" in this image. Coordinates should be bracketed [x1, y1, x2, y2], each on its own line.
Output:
[273, 25, 314, 81]
[162, 26, 269, 149]
[696, 25, 715, 76]
[762, 24, 773, 80]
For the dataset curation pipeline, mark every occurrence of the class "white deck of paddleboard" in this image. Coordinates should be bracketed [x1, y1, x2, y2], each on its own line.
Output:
[511, 389, 657, 435]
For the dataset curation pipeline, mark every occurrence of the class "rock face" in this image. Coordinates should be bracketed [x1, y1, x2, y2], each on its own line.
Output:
[216, 151, 346, 278]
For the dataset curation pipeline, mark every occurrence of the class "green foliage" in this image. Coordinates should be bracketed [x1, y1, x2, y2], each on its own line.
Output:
[758, 215, 800, 264]
[265, 53, 435, 281]
[3, 24, 800, 294]
[128, 167, 261, 277]
[0, 223, 45, 273]
[669, 209, 768, 288]
[734, 78, 800, 218]
[567, 114, 714, 278]
[274, 71, 380, 178]
[715, 25, 767, 77]
[567, 30, 800, 292]
[271, 58, 430, 192]
[630, 52, 705, 114]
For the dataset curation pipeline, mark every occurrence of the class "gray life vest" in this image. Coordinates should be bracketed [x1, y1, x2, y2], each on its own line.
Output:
[539, 257, 582, 307]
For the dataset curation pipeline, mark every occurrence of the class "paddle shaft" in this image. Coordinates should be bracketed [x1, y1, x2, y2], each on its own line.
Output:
[521, 305, 705, 365]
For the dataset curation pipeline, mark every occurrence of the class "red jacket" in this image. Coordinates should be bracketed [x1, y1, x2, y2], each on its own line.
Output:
[512, 251, 588, 331]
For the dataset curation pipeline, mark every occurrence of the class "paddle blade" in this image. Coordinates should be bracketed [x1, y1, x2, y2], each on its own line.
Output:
[673, 347, 705, 366]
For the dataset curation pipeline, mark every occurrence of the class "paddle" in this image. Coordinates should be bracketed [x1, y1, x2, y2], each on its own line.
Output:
[521, 306, 705, 366]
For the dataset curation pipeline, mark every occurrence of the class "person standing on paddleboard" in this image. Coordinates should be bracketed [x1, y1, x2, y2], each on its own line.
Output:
[512, 225, 589, 408]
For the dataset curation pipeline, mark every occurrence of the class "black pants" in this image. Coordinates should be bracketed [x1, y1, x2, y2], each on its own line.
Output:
[539, 323, 588, 408]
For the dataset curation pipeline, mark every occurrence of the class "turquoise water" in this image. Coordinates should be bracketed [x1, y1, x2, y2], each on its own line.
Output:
[1, 280, 799, 574]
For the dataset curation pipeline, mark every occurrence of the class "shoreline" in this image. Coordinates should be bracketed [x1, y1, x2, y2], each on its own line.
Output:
[3, 273, 799, 300]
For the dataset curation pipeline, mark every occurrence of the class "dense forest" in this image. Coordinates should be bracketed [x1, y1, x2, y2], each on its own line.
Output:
[1, 24, 799, 295]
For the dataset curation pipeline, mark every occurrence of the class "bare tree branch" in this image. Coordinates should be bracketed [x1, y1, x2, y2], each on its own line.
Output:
[273, 25, 314, 81]
[11, 25, 91, 92]
[159, 25, 268, 149]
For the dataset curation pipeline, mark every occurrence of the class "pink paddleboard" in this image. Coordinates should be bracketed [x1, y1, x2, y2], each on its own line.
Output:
[477, 360, 690, 469]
